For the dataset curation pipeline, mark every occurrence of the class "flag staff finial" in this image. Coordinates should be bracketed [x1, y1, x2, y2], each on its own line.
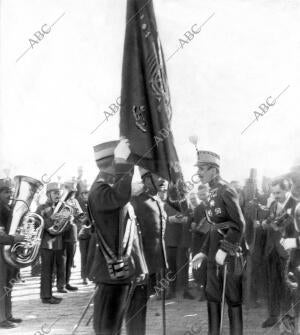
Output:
[189, 135, 199, 153]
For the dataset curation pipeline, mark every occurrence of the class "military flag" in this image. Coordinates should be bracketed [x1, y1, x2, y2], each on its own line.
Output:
[119, 0, 188, 212]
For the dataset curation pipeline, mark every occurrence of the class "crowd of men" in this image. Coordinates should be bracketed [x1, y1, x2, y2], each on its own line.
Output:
[1, 139, 300, 335]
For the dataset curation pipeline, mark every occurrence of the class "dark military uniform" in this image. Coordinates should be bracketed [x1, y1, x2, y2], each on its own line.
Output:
[0, 202, 17, 324]
[62, 198, 82, 288]
[36, 201, 64, 299]
[132, 192, 168, 290]
[191, 202, 209, 289]
[165, 202, 182, 296]
[88, 162, 148, 335]
[200, 176, 245, 334]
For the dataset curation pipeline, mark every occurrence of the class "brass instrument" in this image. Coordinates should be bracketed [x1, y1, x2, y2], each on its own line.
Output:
[48, 189, 73, 235]
[3, 175, 44, 268]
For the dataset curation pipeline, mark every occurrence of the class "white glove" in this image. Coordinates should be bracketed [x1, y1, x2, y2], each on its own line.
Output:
[280, 238, 297, 250]
[131, 181, 144, 196]
[215, 249, 227, 266]
[114, 138, 131, 161]
[192, 252, 206, 270]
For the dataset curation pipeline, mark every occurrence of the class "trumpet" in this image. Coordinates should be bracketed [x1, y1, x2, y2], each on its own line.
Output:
[48, 190, 73, 235]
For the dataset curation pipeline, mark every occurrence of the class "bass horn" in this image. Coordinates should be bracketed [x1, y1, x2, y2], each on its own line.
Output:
[3, 175, 44, 268]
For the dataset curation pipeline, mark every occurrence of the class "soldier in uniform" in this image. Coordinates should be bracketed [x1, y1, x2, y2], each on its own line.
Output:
[0, 179, 25, 329]
[192, 151, 245, 335]
[36, 182, 64, 304]
[88, 139, 148, 335]
[61, 180, 83, 291]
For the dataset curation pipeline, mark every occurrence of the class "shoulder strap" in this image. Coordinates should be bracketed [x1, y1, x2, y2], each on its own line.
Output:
[87, 203, 116, 261]
[87, 201, 136, 261]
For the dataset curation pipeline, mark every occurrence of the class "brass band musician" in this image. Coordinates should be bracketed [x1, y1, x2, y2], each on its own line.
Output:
[36, 182, 64, 304]
[0, 179, 25, 328]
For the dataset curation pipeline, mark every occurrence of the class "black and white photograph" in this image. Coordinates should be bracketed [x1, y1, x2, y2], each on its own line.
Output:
[0, 0, 300, 334]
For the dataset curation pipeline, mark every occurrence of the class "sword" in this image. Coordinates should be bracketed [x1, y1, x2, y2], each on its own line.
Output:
[72, 286, 99, 335]
[160, 267, 167, 335]
[220, 263, 228, 335]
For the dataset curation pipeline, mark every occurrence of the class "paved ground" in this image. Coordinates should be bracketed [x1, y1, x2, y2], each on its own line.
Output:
[2, 249, 283, 335]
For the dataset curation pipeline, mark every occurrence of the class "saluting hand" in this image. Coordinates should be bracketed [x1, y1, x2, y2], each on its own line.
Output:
[131, 181, 144, 196]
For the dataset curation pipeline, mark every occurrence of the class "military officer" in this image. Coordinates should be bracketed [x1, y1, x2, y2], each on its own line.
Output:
[88, 139, 148, 335]
[0, 179, 25, 328]
[36, 182, 64, 304]
[192, 151, 245, 335]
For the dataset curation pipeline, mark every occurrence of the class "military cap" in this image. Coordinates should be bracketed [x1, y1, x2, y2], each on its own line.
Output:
[194, 150, 220, 167]
[0, 178, 12, 192]
[93, 140, 119, 161]
[64, 180, 77, 192]
[46, 182, 60, 193]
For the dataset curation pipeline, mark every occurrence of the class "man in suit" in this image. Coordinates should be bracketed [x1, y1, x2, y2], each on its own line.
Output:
[36, 183, 64, 304]
[281, 199, 300, 334]
[163, 193, 191, 299]
[192, 151, 245, 335]
[0, 179, 25, 329]
[88, 139, 148, 335]
[77, 184, 91, 285]
[132, 168, 168, 298]
[262, 178, 297, 328]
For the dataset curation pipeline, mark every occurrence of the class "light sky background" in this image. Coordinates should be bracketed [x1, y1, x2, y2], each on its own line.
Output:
[0, 0, 300, 187]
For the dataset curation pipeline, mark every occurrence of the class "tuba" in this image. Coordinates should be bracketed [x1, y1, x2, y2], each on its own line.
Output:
[3, 175, 44, 268]
[47, 189, 73, 235]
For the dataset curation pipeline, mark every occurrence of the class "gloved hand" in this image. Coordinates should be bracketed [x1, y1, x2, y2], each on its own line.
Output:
[192, 252, 206, 269]
[215, 249, 227, 266]
[136, 273, 147, 284]
[114, 138, 131, 161]
[280, 238, 297, 250]
[131, 181, 144, 196]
